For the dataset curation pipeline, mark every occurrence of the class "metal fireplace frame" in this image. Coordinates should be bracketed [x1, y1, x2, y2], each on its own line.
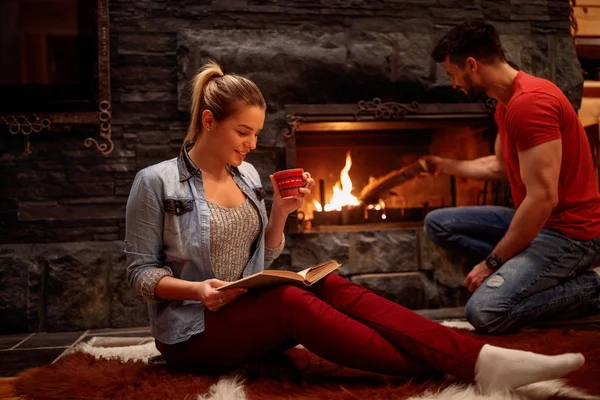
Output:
[283, 99, 494, 169]
[283, 99, 497, 233]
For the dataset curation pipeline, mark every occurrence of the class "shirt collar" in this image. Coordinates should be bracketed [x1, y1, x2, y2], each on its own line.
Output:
[177, 142, 242, 182]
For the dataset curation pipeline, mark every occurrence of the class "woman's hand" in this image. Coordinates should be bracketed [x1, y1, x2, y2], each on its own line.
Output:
[269, 171, 315, 217]
[196, 279, 247, 312]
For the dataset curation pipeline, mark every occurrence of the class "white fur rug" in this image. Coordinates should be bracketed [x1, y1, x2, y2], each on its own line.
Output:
[71, 323, 599, 400]
[440, 320, 476, 330]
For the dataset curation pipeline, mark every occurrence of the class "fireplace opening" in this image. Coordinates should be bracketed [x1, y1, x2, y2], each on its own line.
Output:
[284, 100, 503, 232]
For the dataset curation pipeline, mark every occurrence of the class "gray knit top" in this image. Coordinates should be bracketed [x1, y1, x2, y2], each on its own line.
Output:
[135, 197, 284, 302]
[207, 198, 261, 281]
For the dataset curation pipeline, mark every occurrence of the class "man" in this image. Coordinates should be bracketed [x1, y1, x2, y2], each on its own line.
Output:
[424, 20, 600, 333]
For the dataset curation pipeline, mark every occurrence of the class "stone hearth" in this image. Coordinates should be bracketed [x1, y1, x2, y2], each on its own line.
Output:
[277, 227, 470, 309]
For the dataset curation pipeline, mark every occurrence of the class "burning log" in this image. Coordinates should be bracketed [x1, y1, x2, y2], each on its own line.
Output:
[359, 159, 429, 204]
[312, 206, 364, 226]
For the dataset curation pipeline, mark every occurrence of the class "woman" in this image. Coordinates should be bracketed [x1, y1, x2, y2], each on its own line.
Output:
[125, 61, 584, 393]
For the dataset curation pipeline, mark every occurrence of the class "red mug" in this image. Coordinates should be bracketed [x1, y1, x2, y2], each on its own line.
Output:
[273, 168, 305, 199]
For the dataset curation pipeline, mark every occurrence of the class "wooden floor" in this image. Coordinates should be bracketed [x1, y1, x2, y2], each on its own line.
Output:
[0, 378, 18, 400]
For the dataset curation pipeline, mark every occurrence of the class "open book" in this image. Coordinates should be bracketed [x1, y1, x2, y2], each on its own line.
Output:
[216, 260, 341, 291]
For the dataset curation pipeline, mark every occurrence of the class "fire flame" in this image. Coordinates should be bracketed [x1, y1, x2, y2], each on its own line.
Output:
[314, 151, 360, 212]
[367, 199, 387, 220]
[313, 200, 323, 212]
[308, 150, 389, 223]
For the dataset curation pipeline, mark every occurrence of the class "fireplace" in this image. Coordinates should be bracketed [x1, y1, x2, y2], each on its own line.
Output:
[284, 99, 500, 233]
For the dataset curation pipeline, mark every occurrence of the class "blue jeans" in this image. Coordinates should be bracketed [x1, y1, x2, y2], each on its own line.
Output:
[424, 206, 600, 333]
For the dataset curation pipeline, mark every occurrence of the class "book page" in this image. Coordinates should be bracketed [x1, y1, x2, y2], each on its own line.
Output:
[305, 260, 341, 283]
[217, 260, 341, 290]
[294, 260, 342, 282]
[217, 270, 304, 291]
[297, 262, 326, 279]
[297, 269, 309, 279]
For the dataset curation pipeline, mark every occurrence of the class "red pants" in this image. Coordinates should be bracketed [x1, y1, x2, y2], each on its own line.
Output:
[157, 274, 484, 380]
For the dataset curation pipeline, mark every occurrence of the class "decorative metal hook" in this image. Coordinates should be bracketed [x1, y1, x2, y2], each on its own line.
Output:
[484, 97, 498, 117]
[283, 115, 305, 139]
[84, 100, 114, 155]
[0, 114, 51, 136]
[355, 98, 420, 120]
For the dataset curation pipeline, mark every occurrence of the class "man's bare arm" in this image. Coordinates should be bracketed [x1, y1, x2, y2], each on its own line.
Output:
[425, 136, 507, 181]
[490, 139, 561, 262]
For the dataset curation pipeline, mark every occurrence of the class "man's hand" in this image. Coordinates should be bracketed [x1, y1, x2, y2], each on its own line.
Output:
[463, 260, 495, 293]
[419, 155, 447, 177]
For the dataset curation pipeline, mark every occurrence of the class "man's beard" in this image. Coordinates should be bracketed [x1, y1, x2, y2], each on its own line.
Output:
[466, 85, 487, 101]
[462, 73, 487, 101]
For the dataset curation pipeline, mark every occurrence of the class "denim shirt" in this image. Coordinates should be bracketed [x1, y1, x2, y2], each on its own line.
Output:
[125, 145, 273, 345]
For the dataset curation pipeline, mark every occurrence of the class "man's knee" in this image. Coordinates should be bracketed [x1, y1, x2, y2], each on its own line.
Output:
[464, 294, 511, 334]
[424, 209, 451, 241]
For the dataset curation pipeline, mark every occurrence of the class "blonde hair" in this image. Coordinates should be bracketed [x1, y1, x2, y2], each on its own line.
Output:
[183, 61, 266, 147]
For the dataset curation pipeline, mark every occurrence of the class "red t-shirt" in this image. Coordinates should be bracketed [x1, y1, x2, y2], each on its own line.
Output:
[496, 71, 600, 240]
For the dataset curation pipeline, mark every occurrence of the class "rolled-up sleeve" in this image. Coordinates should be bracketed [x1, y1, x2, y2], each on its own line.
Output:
[124, 169, 169, 302]
[136, 267, 173, 303]
[265, 232, 285, 263]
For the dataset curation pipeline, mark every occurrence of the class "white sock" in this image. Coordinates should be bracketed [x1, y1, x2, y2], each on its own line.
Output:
[475, 344, 585, 392]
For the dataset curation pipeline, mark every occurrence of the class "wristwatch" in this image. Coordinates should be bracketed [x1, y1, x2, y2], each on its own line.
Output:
[485, 253, 503, 270]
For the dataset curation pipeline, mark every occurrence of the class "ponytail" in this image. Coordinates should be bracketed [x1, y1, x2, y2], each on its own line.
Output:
[183, 61, 266, 148]
[183, 61, 224, 147]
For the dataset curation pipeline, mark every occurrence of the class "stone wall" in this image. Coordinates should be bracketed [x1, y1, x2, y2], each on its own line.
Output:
[0, 242, 147, 333]
[0, 0, 581, 333]
[279, 227, 471, 309]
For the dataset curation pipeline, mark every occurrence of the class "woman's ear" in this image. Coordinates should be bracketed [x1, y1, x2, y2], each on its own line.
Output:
[201, 109, 215, 132]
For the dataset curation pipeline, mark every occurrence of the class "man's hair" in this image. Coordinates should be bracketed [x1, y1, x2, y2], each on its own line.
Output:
[432, 21, 507, 67]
